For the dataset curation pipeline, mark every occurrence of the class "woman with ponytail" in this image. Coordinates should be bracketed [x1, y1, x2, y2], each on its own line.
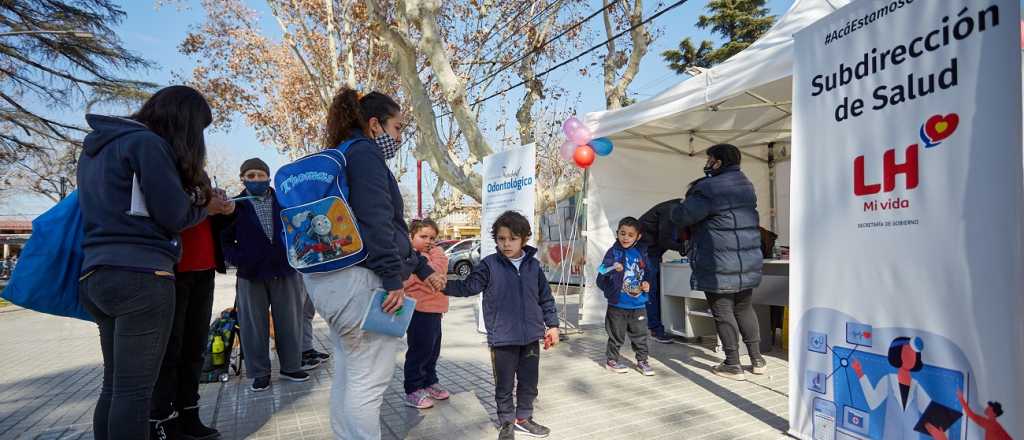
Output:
[302, 88, 447, 439]
[77, 85, 231, 439]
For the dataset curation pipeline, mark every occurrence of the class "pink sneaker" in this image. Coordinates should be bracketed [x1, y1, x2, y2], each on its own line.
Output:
[426, 383, 450, 400]
[404, 390, 434, 409]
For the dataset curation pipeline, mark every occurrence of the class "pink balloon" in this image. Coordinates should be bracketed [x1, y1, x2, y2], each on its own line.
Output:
[559, 140, 576, 162]
[562, 117, 583, 138]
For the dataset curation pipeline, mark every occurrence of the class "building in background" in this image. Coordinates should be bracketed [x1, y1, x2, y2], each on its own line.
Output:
[434, 202, 481, 240]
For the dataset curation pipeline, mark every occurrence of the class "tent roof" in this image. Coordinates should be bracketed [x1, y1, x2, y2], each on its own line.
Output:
[583, 0, 847, 159]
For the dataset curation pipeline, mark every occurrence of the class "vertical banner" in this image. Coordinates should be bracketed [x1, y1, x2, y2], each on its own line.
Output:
[477, 144, 537, 332]
[791, 1, 1022, 440]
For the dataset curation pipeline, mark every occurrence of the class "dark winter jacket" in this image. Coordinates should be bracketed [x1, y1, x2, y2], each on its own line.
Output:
[219, 189, 294, 281]
[77, 114, 206, 273]
[443, 246, 559, 347]
[595, 242, 655, 306]
[670, 166, 763, 293]
[343, 133, 433, 290]
[639, 198, 687, 259]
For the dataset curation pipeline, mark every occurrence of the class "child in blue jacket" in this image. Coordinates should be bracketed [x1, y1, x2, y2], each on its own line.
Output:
[443, 211, 560, 440]
[596, 217, 656, 376]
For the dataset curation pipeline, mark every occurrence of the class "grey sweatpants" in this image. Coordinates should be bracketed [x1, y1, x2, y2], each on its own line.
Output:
[302, 289, 316, 353]
[236, 273, 305, 378]
[303, 266, 400, 440]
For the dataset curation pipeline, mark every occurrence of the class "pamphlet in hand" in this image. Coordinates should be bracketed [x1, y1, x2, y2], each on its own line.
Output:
[127, 174, 150, 217]
[360, 289, 417, 337]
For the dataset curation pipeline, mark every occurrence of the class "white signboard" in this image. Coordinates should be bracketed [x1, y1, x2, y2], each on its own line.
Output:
[791, 1, 1023, 439]
[476, 144, 537, 332]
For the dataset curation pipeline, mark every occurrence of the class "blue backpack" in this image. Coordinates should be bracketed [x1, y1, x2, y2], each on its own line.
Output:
[274, 138, 368, 273]
[1, 191, 92, 321]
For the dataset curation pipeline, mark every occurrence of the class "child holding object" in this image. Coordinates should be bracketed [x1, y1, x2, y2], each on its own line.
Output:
[402, 219, 451, 409]
[442, 211, 560, 440]
[596, 217, 656, 376]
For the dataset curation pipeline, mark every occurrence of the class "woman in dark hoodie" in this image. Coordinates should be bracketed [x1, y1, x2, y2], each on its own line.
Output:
[77, 85, 227, 440]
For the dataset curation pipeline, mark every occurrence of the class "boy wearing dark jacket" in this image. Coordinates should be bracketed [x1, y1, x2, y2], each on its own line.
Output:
[443, 211, 559, 440]
[596, 217, 656, 376]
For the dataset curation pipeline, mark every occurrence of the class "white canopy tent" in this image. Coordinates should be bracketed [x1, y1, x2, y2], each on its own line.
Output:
[579, 0, 848, 325]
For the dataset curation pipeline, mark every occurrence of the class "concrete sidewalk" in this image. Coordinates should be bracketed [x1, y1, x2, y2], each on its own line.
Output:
[0, 273, 790, 439]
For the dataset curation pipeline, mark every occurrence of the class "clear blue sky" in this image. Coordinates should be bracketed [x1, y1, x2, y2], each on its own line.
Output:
[3, 0, 794, 216]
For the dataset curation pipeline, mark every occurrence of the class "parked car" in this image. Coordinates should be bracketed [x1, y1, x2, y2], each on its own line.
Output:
[446, 238, 480, 278]
[436, 240, 459, 251]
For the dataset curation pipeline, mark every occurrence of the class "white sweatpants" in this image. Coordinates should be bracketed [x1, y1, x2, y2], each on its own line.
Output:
[303, 267, 400, 440]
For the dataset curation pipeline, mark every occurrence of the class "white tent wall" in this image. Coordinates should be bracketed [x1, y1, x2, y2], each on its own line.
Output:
[581, 146, 778, 325]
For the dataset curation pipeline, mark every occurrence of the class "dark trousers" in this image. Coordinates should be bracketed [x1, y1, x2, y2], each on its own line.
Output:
[490, 342, 540, 424]
[644, 258, 665, 337]
[705, 290, 762, 365]
[403, 311, 442, 394]
[80, 268, 176, 440]
[152, 270, 216, 419]
[605, 305, 650, 362]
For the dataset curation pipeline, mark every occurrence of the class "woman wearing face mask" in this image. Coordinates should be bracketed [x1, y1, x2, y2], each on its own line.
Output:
[220, 158, 318, 394]
[77, 85, 220, 439]
[671, 144, 765, 381]
[301, 88, 447, 439]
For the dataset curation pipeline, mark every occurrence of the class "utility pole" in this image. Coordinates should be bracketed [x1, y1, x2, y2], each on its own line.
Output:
[417, 160, 423, 218]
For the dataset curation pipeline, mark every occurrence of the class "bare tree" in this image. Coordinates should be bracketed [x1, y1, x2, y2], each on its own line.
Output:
[601, 0, 653, 110]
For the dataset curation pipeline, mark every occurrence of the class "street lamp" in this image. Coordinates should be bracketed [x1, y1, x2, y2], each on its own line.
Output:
[0, 30, 95, 39]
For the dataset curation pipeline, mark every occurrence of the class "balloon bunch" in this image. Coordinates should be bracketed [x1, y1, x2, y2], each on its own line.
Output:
[560, 117, 614, 169]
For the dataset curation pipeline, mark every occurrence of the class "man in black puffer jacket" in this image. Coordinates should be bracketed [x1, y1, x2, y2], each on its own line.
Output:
[671, 144, 765, 381]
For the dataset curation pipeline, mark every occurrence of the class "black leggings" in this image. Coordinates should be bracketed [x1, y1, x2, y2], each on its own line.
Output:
[152, 270, 216, 419]
[705, 290, 762, 365]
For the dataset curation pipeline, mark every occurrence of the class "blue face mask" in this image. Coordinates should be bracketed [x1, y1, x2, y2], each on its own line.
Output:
[244, 180, 271, 197]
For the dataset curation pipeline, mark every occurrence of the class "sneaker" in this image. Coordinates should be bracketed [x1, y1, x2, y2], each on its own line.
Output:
[636, 360, 656, 376]
[250, 376, 271, 392]
[605, 359, 629, 373]
[179, 407, 220, 440]
[498, 423, 515, 440]
[750, 358, 768, 375]
[426, 383, 451, 400]
[300, 357, 321, 371]
[279, 370, 310, 382]
[303, 349, 331, 360]
[653, 334, 675, 344]
[514, 418, 551, 438]
[711, 362, 746, 381]
[404, 389, 434, 409]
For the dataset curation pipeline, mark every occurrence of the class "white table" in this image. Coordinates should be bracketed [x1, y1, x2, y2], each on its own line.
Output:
[659, 260, 789, 352]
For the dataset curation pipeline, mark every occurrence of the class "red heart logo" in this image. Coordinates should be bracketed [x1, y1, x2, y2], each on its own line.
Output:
[863, 331, 872, 339]
[548, 245, 564, 264]
[925, 114, 959, 142]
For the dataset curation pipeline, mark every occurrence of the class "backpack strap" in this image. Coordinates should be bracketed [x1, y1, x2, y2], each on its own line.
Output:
[320, 137, 368, 165]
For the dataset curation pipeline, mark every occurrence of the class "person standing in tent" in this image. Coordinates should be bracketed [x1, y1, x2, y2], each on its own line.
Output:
[77, 85, 223, 439]
[670, 143, 766, 381]
[638, 198, 688, 344]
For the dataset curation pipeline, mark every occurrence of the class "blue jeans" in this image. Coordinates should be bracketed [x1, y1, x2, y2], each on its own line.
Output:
[80, 268, 176, 440]
[645, 258, 666, 337]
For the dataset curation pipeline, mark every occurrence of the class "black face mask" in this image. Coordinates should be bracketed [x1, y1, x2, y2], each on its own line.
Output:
[703, 165, 715, 177]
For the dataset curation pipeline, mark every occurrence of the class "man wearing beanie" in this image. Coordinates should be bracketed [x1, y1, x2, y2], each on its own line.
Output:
[221, 158, 317, 392]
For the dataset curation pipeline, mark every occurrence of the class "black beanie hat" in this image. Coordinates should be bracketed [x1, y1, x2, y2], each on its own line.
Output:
[239, 158, 270, 176]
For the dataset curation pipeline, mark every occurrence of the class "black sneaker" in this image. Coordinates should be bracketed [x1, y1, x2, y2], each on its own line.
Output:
[653, 334, 675, 344]
[303, 349, 331, 360]
[711, 362, 746, 381]
[750, 358, 768, 375]
[250, 376, 271, 392]
[514, 418, 550, 438]
[279, 370, 310, 382]
[498, 422, 515, 440]
[301, 357, 321, 371]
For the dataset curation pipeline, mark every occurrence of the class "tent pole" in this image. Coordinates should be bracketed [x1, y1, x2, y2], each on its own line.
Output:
[768, 142, 779, 234]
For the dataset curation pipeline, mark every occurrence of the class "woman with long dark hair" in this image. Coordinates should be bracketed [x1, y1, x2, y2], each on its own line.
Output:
[301, 88, 446, 439]
[77, 85, 223, 439]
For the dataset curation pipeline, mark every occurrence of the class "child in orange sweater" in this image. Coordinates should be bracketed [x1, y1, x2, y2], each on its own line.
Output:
[403, 219, 451, 409]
